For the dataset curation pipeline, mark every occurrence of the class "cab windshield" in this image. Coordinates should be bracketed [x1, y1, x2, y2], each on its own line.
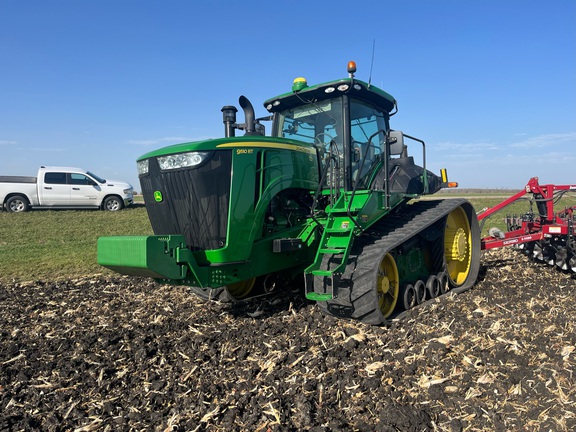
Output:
[277, 98, 343, 151]
[276, 96, 388, 187]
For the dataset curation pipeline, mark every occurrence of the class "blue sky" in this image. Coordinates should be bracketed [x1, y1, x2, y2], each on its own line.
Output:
[1, 0, 574, 190]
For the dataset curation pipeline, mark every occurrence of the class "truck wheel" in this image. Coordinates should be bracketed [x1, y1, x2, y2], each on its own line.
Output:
[103, 196, 124, 211]
[6, 195, 30, 213]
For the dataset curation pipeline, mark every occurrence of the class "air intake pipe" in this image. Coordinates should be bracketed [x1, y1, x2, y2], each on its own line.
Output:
[221, 105, 238, 138]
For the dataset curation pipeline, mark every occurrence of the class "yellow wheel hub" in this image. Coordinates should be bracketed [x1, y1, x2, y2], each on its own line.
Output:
[445, 227, 468, 261]
[444, 207, 472, 286]
[226, 278, 256, 300]
[377, 253, 399, 318]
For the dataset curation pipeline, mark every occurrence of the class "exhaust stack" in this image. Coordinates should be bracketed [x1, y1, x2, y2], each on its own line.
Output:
[239, 95, 256, 135]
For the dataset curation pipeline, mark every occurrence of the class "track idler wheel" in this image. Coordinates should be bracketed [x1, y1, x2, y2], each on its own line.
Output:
[376, 253, 401, 318]
[226, 277, 257, 300]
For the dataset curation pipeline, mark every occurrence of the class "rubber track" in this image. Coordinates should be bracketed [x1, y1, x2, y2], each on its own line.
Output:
[316, 198, 480, 325]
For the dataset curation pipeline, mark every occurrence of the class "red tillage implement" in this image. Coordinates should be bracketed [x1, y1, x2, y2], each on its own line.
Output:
[478, 177, 576, 273]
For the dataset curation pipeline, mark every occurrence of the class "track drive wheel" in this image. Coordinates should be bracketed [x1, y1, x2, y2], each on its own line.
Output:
[443, 204, 481, 292]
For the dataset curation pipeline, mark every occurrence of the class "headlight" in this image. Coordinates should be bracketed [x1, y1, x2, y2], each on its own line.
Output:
[157, 152, 209, 170]
[137, 159, 149, 175]
[123, 188, 133, 194]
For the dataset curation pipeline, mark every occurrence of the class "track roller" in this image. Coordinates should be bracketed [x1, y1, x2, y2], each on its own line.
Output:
[414, 280, 427, 304]
[402, 284, 417, 310]
[426, 274, 441, 298]
[438, 271, 449, 294]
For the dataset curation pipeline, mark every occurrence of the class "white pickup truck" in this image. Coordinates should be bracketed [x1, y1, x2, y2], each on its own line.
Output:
[0, 166, 134, 212]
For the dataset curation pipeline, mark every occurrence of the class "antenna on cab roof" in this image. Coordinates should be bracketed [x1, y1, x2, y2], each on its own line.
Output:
[368, 39, 375, 88]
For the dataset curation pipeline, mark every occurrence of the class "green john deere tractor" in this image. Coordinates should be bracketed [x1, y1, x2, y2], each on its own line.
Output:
[98, 61, 481, 325]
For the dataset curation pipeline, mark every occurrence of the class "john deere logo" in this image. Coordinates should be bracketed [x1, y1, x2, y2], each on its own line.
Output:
[154, 191, 163, 202]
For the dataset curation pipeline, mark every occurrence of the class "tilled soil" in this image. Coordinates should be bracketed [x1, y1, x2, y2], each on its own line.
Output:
[1, 248, 575, 432]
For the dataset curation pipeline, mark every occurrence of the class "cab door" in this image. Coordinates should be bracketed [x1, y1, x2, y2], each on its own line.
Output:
[40, 172, 70, 205]
[69, 173, 99, 206]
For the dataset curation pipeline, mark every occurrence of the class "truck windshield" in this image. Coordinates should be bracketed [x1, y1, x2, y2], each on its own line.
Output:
[87, 171, 106, 183]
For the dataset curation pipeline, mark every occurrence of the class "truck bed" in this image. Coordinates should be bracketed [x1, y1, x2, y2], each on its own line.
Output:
[0, 176, 37, 183]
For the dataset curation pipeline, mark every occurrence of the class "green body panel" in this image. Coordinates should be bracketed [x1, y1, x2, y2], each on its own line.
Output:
[97, 235, 191, 279]
[136, 136, 315, 161]
[201, 141, 318, 264]
[194, 222, 318, 287]
[99, 136, 323, 287]
[98, 226, 319, 288]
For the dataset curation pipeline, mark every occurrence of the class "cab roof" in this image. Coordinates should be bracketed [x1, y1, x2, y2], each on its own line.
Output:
[263, 78, 397, 114]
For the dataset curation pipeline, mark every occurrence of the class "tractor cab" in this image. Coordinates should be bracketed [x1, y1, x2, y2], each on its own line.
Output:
[263, 61, 398, 193]
[263, 62, 449, 202]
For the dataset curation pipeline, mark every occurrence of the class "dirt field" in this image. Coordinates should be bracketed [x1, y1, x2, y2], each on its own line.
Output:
[1, 248, 575, 431]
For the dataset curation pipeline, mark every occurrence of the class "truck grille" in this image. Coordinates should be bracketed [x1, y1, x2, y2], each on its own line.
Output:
[140, 150, 232, 251]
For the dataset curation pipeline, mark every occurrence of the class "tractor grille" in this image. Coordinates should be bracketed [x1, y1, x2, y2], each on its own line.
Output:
[140, 150, 232, 251]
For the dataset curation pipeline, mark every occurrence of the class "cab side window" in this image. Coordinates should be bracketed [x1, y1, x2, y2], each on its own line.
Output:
[44, 172, 67, 184]
[350, 99, 388, 182]
[69, 173, 94, 185]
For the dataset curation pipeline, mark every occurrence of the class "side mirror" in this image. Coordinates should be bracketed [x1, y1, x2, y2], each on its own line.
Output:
[388, 130, 404, 156]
